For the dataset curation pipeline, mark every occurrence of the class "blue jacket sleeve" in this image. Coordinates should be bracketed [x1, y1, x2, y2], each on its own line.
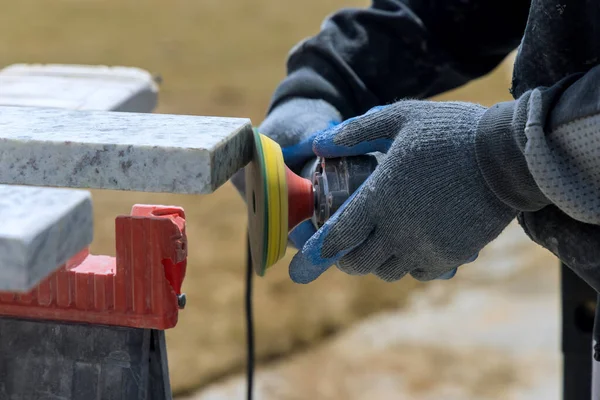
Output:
[268, 0, 530, 119]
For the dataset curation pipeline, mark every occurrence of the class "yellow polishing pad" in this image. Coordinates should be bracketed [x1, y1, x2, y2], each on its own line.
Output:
[246, 128, 289, 276]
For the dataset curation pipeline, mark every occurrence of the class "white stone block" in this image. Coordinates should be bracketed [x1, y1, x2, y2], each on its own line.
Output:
[0, 64, 158, 112]
[0, 185, 93, 292]
[0, 106, 254, 194]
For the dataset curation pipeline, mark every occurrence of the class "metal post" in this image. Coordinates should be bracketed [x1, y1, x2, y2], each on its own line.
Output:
[592, 293, 600, 399]
[561, 263, 597, 399]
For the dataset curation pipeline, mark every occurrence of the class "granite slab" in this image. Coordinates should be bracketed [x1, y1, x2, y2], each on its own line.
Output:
[0, 64, 158, 112]
[0, 106, 254, 194]
[0, 184, 93, 292]
[0, 63, 157, 291]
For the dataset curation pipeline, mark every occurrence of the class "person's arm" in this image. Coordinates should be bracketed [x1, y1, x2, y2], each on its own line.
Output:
[269, 0, 531, 120]
[476, 64, 600, 227]
[478, 65, 600, 292]
[283, 63, 600, 285]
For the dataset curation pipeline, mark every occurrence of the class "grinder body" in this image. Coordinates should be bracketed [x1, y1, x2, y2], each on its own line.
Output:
[300, 155, 378, 228]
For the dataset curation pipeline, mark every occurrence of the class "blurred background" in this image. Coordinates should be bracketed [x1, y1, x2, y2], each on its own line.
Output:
[0, 1, 561, 398]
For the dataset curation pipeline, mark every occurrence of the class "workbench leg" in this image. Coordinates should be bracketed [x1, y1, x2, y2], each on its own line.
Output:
[149, 329, 173, 400]
[561, 263, 596, 400]
[0, 317, 172, 400]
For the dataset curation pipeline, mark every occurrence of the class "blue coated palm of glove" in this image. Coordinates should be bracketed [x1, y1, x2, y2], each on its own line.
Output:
[289, 100, 513, 284]
[288, 220, 317, 249]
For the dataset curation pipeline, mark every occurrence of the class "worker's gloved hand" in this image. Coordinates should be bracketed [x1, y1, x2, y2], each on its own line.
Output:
[285, 127, 471, 277]
[230, 97, 341, 197]
[288, 100, 517, 284]
[229, 97, 341, 250]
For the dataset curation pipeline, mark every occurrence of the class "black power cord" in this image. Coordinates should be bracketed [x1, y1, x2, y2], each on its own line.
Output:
[594, 293, 600, 362]
[245, 235, 254, 400]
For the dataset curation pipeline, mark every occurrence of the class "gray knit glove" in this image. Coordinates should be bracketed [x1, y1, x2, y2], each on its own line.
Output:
[288, 100, 519, 284]
[230, 98, 342, 195]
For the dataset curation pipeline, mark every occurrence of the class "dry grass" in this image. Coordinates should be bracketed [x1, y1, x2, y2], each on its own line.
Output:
[0, 0, 516, 394]
[186, 221, 561, 399]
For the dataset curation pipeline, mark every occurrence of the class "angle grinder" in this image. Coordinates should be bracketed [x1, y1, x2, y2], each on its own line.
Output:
[245, 128, 378, 276]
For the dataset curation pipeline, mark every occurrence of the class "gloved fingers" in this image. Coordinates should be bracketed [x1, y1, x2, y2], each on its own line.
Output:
[319, 184, 375, 260]
[420, 251, 480, 280]
[288, 220, 317, 250]
[373, 256, 409, 282]
[336, 230, 388, 276]
[281, 121, 339, 170]
[436, 268, 458, 280]
[281, 133, 318, 170]
[289, 250, 330, 284]
[466, 252, 479, 263]
[410, 266, 460, 282]
[434, 252, 478, 280]
[289, 182, 374, 283]
[313, 106, 400, 158]
[376, 239, 478, 281]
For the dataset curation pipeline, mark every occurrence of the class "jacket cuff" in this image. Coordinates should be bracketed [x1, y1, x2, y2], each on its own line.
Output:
[475, 95, 550, 211]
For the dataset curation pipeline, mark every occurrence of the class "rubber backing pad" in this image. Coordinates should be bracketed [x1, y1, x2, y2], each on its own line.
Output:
[245, 129, 289, 276]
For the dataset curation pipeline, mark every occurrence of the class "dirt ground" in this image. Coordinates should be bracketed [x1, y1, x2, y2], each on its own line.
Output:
[1, 0, 516, 395]
[188, 221, 561, 400]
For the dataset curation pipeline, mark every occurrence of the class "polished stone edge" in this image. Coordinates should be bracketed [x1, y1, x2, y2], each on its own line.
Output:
[209, 122, 254, 192]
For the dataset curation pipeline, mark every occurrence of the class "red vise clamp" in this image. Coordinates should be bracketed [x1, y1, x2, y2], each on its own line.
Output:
[0, 205, 187, 330]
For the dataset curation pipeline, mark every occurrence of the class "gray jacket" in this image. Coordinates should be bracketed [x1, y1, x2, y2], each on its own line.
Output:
[267, 0, 600, 291]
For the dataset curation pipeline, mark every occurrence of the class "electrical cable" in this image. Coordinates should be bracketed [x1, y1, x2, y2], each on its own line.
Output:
[593, 293, 600, 362]
[245, 235, 255, 400]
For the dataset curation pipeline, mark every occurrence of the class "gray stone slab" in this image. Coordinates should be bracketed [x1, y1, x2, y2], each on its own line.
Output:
[0, 185, 93, 292]
[0, 64, 158, 112]
[0, 63, 160, 292]
[0, 64, 159, 292]
[0, 106, 254, 194]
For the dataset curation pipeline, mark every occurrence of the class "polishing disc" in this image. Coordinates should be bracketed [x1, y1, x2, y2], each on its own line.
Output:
[245, 128, 289, 276]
